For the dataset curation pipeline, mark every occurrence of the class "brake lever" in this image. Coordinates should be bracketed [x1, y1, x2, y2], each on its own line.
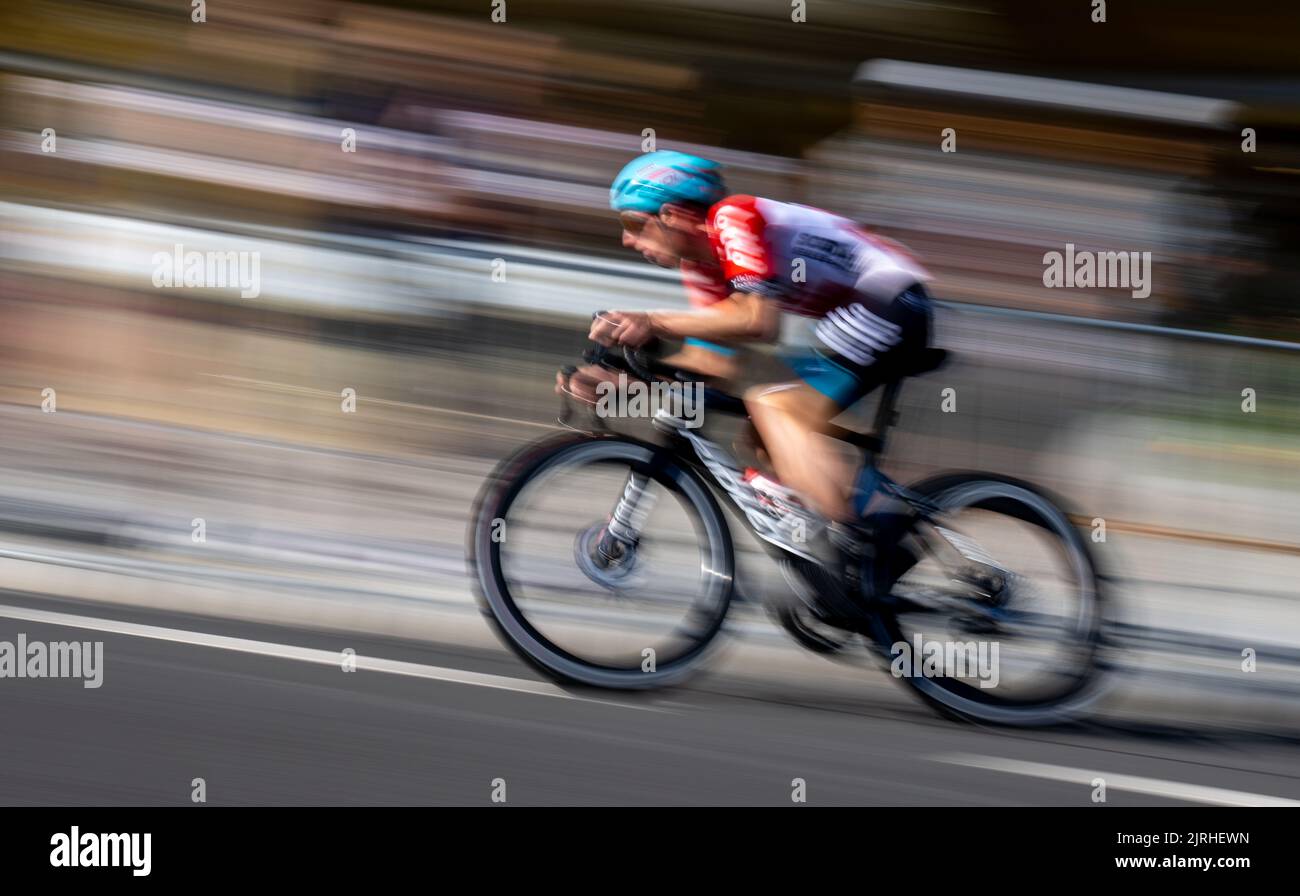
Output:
[585, 310, 613, 367]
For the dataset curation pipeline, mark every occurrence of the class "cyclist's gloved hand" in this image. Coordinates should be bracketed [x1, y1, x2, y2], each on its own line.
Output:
[557, 364, 620, 405]
[589, 311, 654, 348]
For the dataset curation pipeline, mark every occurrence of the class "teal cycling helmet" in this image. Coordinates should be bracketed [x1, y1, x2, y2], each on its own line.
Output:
[609, 151, 726, 214]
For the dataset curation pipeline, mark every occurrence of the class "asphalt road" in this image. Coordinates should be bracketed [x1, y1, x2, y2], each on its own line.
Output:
[2, 593, 1298, 807]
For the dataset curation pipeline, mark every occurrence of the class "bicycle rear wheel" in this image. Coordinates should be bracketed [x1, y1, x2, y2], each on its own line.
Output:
[867, 473, 1111, 725]
[469, 434, 735, 690]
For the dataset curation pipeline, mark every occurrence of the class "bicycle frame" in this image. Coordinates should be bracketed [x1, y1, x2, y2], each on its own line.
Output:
[591, 368, 944, 569]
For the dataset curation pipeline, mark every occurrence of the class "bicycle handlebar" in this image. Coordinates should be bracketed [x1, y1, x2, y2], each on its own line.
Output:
[587, 310, 664, 382]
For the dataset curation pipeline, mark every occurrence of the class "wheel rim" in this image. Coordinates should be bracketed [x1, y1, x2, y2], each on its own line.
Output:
[878, 478, 1106, 722]
[477, 439, 733, 688]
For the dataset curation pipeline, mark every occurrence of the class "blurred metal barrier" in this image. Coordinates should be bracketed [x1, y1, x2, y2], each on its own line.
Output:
[8, 194, 1298, 356]
[938, 301, 1300, 352]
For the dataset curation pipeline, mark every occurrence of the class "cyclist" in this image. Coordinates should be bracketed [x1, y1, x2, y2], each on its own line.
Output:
[573, 150, 934, 589]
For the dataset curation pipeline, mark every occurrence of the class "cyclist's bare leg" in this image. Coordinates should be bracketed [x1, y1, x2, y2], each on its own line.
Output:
[745, 382, 854, 522]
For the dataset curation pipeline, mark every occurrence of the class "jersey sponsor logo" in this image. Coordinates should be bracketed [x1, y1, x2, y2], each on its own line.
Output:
[712, 203, 770, 277]
[730, 272, 785, 299]
[789, 233, 860, 274]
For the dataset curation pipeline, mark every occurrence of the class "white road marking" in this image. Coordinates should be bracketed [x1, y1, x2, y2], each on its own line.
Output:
[933, 753, 1300, 807]
[0, 603, 668, 713]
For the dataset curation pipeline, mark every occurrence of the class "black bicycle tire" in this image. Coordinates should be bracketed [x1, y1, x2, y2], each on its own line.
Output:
[468, 433, 736, 690]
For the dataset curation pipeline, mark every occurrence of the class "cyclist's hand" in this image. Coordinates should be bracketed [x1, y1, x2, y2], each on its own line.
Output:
[589, 311, 654, 348]
[557, 364, 619, 404]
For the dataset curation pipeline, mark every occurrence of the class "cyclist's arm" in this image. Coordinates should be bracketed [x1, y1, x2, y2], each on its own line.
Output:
[648, 291, 779, 343]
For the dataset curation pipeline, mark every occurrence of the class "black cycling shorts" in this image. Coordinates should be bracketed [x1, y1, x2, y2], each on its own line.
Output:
[781, 284, 933, 409]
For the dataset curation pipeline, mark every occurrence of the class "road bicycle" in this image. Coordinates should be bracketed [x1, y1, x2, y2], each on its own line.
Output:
[468, 325, 1111, 725]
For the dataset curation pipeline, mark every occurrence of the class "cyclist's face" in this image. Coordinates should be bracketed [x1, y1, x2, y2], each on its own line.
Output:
[620, 212, 679, 268]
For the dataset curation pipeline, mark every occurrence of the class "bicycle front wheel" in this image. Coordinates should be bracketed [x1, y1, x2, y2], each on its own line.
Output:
[469, 434, 735, 690]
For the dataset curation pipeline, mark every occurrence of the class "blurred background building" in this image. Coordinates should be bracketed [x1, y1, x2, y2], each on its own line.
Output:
[4, 0, 1298, 328]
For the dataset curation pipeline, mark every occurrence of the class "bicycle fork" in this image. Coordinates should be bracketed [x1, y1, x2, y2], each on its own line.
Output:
[596, 471, 657, 565]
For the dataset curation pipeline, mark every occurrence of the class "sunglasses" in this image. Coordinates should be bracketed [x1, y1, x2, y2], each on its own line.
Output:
[619, 212, 654, 237]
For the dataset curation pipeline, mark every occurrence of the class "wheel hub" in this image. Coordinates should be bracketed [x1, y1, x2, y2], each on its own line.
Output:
[574, 523, 644, 591]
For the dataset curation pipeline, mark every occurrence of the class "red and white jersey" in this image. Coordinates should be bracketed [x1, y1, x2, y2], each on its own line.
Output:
[694, 195, 930, 318]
